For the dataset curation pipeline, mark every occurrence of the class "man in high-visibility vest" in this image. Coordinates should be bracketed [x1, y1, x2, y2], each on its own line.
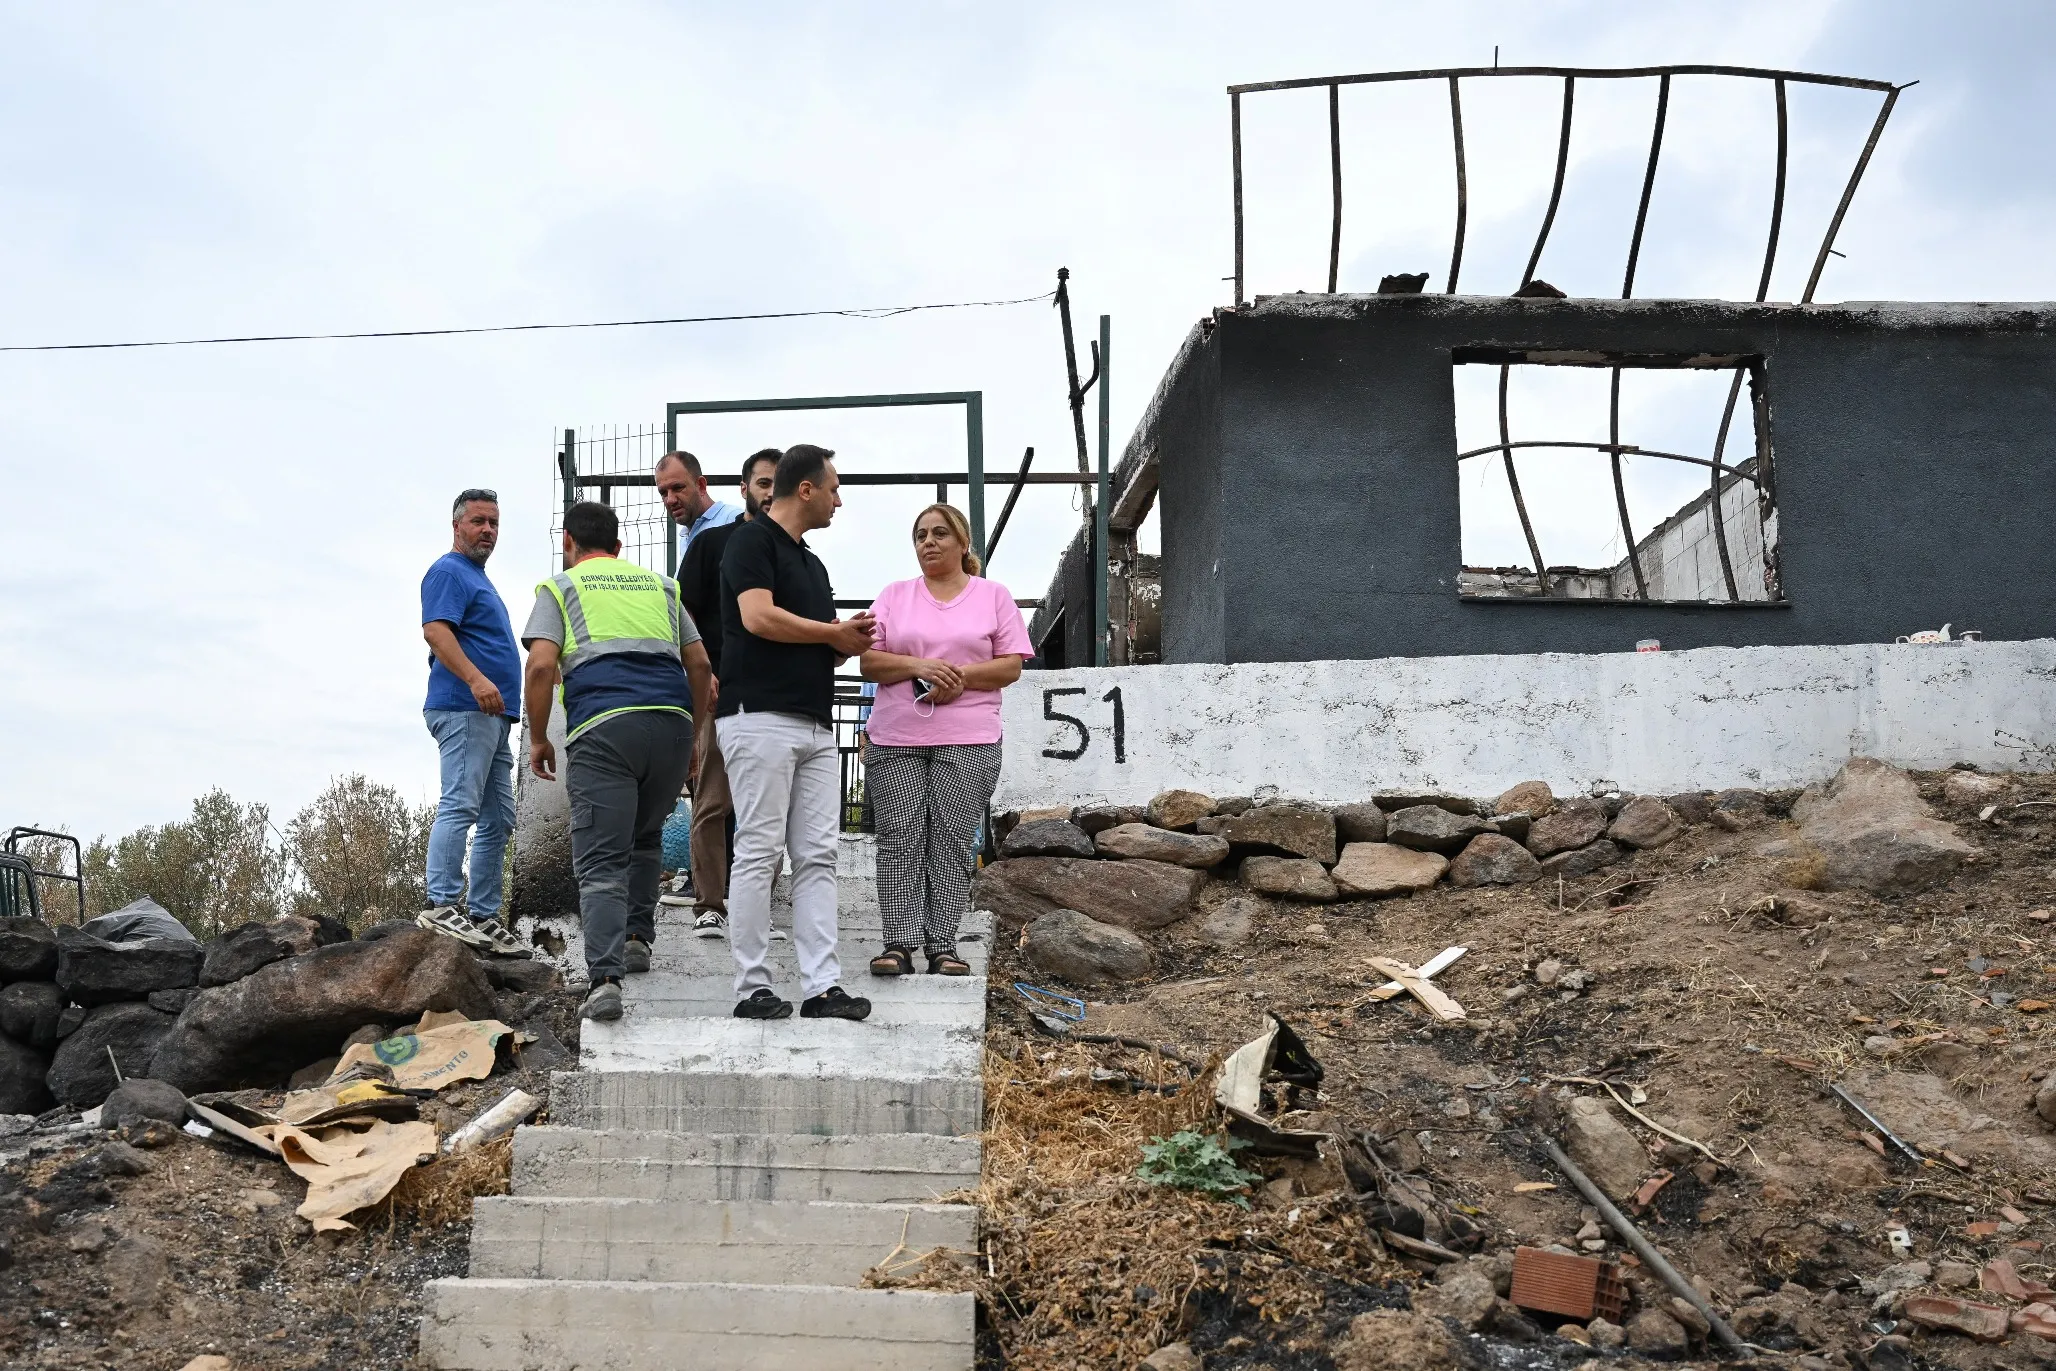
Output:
[520, 501, 715, 1021]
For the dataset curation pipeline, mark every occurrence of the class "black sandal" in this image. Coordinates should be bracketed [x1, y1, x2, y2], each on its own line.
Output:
[870, 945, 915, 977]
[925, 949, 971, 976]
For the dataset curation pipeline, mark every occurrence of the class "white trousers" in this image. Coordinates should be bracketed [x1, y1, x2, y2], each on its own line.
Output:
[717, 710, 842, 999]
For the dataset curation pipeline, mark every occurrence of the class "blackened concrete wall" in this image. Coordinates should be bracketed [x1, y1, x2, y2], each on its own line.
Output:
[1133, 295, 2056, 662]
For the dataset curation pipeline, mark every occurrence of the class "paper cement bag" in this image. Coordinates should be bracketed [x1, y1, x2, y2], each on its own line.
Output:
[261, 1118, 439, 1231]
[329, 1019, 513, 1093]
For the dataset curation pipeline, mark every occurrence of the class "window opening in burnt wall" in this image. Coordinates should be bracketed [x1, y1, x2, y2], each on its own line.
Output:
[1452, 349, 1782, 603]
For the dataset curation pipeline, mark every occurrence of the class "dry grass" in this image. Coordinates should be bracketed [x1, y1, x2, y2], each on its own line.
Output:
[875, 1043, 1395, 1370]
[379, 1135, 513, 1227]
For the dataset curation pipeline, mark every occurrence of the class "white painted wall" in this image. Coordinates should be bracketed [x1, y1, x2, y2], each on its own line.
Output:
[994, 640, 2056, 809]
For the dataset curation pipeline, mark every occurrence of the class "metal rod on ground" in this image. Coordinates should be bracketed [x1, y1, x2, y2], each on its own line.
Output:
[984, 446, 1035, 564]
[1094, 314, 1111, 667]
[1537, 1135, 1752, 1358]
[1830, 1083, 1924, 1166]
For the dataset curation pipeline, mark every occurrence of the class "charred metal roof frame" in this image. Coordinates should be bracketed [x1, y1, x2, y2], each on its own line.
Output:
[1228, 63, 1905, 602]
[1226, 63, 1905, 310]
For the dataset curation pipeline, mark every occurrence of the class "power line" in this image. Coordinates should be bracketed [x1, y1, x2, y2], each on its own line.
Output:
[0, 289, 1057, 354]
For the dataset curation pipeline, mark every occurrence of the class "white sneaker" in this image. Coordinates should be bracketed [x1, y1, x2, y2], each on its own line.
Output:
[473, 916, 532, 958]
[693, 909, 726, 939]
[417, 906, 492, 951]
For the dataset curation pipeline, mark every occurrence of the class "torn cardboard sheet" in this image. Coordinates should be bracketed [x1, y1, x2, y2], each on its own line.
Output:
[1215, 1013, 1327, 1156]
[259, 1119, 439, 1231]
[329, 1018, 512, 1093]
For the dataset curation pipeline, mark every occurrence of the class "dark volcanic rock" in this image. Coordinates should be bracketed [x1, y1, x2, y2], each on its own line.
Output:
[147, 988, 197, 1014]
[56, 930, 203, 1007]
[0, 917, 59, 983]
[1072, 805, 1146, 836]
[1331, 803, 1388, 844]
[356, 918, 419, 943]
[1667, 791, 1715, 825]
[972, 857, 1205, 932]
[149, 929, 497, 1093]
[200, 922, 301, 987]
[1373, 794, 1477, 815]
[1021, 909, 1154, 986]
[47, 1003, 177, 1109]
[1524, 798, 1608, 858]
[0, 980, 64, 1051]
[1609, 796, 1684, 850]
[999, 819, 1098, 860]
[100, 1078, 188, 1131]
[0, 1032, 53, 1115]
[1219, 803, 1338, 865]
[1448, 834, 1542, 887]
[484, 958, 562, 993]
[1538, 840, 1625, 879]
[1386, 805, 1491, 855]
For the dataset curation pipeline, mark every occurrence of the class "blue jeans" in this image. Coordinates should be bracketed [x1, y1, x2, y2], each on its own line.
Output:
[424, 710, 516, 921]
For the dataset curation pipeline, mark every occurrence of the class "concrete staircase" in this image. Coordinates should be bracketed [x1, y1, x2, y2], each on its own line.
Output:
[421, 836, 984, 1370]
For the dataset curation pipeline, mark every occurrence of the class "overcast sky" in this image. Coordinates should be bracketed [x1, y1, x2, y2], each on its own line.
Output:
[4, 1, 2052, 844]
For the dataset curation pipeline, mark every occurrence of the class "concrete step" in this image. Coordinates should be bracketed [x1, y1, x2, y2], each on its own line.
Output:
[620, 972, 987, 1024]
[468, 1195, 976, 1285]
[578, 1016, 981, 1079]
[550, 1068, 983, 1137]
[511, 1127, 982, 1204]
[646, 936, 991, 978]
[421, 1278, 973, 1370]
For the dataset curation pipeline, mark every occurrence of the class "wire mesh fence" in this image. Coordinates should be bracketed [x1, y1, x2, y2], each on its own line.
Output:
[549, 425, 676, 575]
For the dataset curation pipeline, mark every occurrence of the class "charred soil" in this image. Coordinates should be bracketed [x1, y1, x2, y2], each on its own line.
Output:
[942, 769, 2056, 1369]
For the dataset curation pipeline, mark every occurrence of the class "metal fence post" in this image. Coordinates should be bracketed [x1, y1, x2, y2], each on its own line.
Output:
[1094, 315, 1111, 667]
[966, 392, 987, 565]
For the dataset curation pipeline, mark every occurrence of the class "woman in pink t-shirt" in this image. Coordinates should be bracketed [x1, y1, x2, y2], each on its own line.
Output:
[859, 503, 1033, 976]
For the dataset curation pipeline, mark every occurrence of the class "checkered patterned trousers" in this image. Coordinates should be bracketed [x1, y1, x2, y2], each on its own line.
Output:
[864, 742, 1002, 953]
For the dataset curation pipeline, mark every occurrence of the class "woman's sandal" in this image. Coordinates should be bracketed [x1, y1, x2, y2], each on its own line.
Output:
[870, 945, 915, 977]
[925, 950, 971, 976]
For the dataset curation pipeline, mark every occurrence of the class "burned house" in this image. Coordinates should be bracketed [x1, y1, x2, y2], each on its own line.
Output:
[1031, 64, 2056, 665]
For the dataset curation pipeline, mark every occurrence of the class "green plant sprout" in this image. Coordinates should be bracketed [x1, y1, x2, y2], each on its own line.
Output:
[1136, 1129, 1263, 1208]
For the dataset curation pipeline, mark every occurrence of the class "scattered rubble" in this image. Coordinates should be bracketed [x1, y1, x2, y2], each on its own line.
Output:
[965, 761, 2056, 1368]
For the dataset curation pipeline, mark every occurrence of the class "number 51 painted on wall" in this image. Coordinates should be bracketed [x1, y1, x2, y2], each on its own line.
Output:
[1040, 686, 1126, 763]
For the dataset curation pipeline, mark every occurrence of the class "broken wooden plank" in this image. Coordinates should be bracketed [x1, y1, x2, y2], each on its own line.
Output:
[1365, 945, 1467, 1002]
[1366, 957, 1467, 1022]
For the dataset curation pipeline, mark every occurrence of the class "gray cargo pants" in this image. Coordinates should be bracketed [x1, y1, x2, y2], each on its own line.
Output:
[566, 709, 694, 983]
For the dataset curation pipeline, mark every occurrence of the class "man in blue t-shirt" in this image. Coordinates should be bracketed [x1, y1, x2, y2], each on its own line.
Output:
[417, 488, 527, 957]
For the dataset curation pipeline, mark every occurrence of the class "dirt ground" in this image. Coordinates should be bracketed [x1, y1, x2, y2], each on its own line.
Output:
[953, 768, 2056, 1369]
[10, 770, 2056, 1369]
[0, 991, 582, 1371]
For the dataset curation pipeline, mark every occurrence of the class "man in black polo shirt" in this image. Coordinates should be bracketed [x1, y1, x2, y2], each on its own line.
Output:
[676, 447, 779, 937]
[717, 444, 877, 1021]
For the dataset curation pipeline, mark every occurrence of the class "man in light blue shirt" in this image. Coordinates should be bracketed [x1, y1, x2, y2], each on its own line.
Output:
[655, 450, 742, 564]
